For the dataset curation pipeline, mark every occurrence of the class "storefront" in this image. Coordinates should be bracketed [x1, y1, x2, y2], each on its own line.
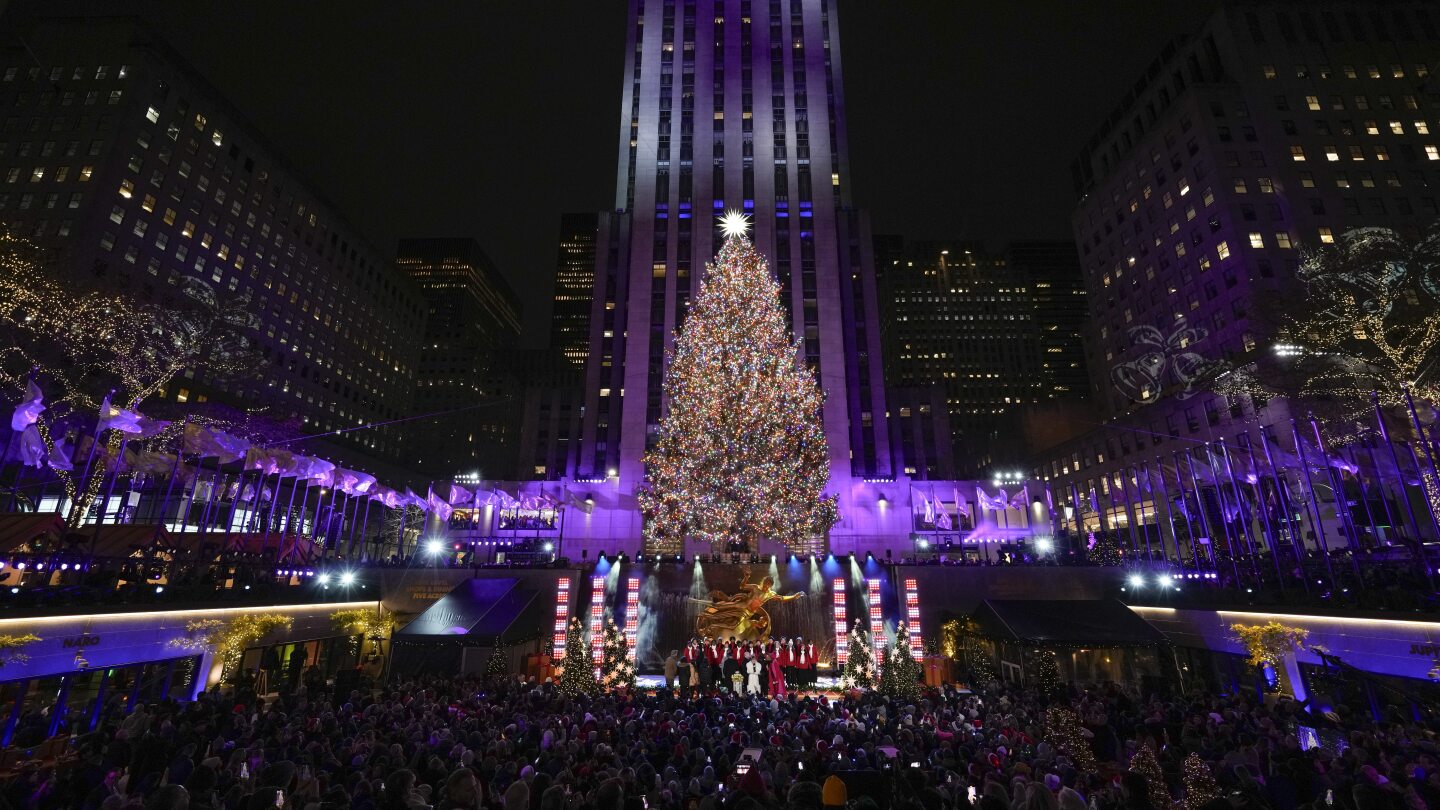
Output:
[0, 600, 378, 747]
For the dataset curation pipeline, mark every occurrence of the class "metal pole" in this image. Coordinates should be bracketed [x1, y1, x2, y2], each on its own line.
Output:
[1312, 417, 1365, 585]
[1201, 442, 1244, 581]
[1293, 419, 1337, 587]
[1118, 466, 1150, 561]
[1237, 433, 1286, 592]
[1403, 385, 1440, 542]
[1217, 438, 1262, 587]
[1375, 392, 1432, 584]
[1148, 457, 1181, 564]
[1182, 448, 1225, 576]
[1259, 425, 1309, 595]
[1169, 451, 1203, 568]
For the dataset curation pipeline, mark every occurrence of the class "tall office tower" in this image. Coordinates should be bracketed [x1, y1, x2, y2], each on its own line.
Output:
[578, 1, 892, 517]
[395, 238, 521, 477]
[550, 213, 599, 368]
[1005, 241, 1089, 402]
[1034, 1, 1440, 544]
[0, 16, 427, 470]
[878, 241, 1045, 475]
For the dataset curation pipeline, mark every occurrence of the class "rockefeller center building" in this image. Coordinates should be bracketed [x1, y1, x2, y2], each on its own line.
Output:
[1032, 1, 1440, 558]
[572, 0, 900, 546]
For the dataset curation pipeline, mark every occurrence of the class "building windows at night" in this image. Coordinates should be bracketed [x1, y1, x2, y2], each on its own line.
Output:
[1319, 227, 1335, 244]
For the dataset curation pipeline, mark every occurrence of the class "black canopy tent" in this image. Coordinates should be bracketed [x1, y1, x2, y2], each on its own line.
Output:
[390, 577, 549, 677]
[965, 599, 1171, 687]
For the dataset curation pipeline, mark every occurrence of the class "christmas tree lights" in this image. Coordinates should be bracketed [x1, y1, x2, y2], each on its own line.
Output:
[1044, 706, 1096, 776]
[637, 220, 838, 553]
[1128, 743, 1170, 810]
[1180, 753, 1220, 810]
[841, 620, 875, 690]
[878, 624, 922, 701]
[1034, 649, 1062, 700]
[557, 617, 599, 697]
[600, 617, 636, 691]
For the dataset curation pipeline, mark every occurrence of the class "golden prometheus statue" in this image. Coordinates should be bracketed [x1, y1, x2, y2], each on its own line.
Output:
[692, 570, 804, 642]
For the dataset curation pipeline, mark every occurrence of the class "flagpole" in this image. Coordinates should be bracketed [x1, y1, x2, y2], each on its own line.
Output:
[1179, 449, 1218, 572]
[1292, 419, 1337, 586]
[1375, 392, 1432, 584]
[1217, 438, 1262, 587]
[1345, 444, 1384, 555]
[1237, 433, 1285, 592]
[268, 473, 300, 561]
[1199, 443, 1241, 580]
[1311, 416, 1365, 585]
[1148, 458, 1180, 564]
[87, 435, 130, 569]
[1258, 425, 1309, 595]
[318, 483, 339, 563]
[1402, 384, 1440, 543]
[1115, 467, 1144, 561]
[68, 389, 114, 528]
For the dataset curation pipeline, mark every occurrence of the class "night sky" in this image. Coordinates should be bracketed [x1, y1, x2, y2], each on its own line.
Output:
[15, 1, 1214, 345]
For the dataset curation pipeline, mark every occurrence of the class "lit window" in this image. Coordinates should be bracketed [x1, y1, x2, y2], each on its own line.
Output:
[1365, 121, 1380, 135]
[212, 130, 224, 147]
[652, 262, 665, 277]
[1426, 145, 1440, 161]
[79, 166, 93, 181]
[1262, 65, 1276, 79]
[28, 167, 43, 182]
[140, 193, 155, 212]
[1319, 227, 1335, 244]
[118, 178, 134, 198]
[1299, 172, 1315, 188]
[176, 388, 190, 403]
[1416, 121, 1431, 135]
[1257, 177, 1274, 193]
[1325, 145, 1341, 161]
[1375, 146, 1390, 161]
[1233, 178, 1248, 193]
[1217, 241, 1231, 260]
[145, 106, 159, 123]
[1305, 95, 1321, 111]
[1248, 232, 1264, 248]
[1290, 145, 1306, 161]
[1390, 121, 1404, 135]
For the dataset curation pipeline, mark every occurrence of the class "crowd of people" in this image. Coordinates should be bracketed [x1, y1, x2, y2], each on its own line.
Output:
[664, 638, 820, 698]
[11, 645, 1440, 810]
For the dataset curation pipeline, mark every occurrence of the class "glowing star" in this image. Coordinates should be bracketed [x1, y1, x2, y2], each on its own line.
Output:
[718, 209, 752, 239]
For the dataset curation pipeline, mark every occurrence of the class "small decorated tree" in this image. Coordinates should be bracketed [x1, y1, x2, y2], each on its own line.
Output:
[600, 618, 635, 691]
[1089, 532, 1123, 566]
[878, 625, 922, 702]
[1033, 649, 1063, 701]
[557, 617, 599, 697]
[486, 643, 510, 681]
[841, 620, 875, 690]
[1180, 753, 1221, 810]
[169, 614, 292, 684]
[1044, 706, 1096, 776]
[1230, 621, 1308, 694]
[1128, 743, 1170, 810]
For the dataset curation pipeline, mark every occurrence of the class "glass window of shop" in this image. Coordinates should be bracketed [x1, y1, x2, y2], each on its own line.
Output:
[241, 635, 359, 694]
[0, 655, 200, 747]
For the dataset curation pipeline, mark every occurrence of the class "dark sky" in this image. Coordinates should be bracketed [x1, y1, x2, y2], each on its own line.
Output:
[16, 1, 1214, 345]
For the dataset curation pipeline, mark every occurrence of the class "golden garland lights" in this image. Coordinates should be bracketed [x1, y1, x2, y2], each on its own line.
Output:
[637, 220, 837, 553]
[1230, 620, 1308, 694]
[0, 633, 42, 666]
[168, 614, 293, 682]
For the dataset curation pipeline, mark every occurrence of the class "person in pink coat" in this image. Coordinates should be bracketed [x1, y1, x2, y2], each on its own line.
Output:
[767, 651, 787, 698]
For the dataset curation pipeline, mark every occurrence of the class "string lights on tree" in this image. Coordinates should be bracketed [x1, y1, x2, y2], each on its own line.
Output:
[600, 617, 635, 691]
[1044, 706, 1097, 776]
[557, 617, 598, 698]
[637, 212, 838, 554]
[841, 620, 875, 690]
[1128, 743, 1170, 810]
[1180, 753, 1221, 810]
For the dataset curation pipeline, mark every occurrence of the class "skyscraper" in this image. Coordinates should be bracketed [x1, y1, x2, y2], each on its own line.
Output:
[576, 0, 892, 520]
[550, 213, 599, 368]
[1005, 241, 1088, 403]
[395, 237, 521, 477]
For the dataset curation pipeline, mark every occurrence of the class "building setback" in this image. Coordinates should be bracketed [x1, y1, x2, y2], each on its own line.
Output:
[577, 0, 893, 510]
[0, 16, 428, 471]
[395, 237, 521, 478]
[1034, 1, 1440, 556]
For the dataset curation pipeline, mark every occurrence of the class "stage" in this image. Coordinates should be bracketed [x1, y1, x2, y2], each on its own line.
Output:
[634, 673, 845, 691]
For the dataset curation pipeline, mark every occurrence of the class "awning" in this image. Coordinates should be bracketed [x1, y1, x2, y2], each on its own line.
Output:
[0, 513, 64, 553]
[395, 578, 542, 644]
[969, 599, 1169, 647]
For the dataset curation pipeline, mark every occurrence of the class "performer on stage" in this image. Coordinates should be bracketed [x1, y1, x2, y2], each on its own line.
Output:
[745, 654, 763, 695]
[708, 638, 724, 689]
[768, 649, 786, 698]
[695, 640, 712, 692]
[722, 638, 741, 692]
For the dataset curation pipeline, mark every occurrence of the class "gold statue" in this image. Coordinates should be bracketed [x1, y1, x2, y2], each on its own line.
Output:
[692, 570, 804, 641]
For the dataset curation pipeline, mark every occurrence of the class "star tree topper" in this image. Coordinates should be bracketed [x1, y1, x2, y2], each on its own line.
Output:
[718, 209, 752, 239]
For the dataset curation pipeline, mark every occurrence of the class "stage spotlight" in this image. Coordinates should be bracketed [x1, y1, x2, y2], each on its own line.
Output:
[543, 542, 554, 552]
[426, 539, 444, 555]
[1158, 574, 1174, 589]
[1035, 538, 1054, 554]
[1127, 574, 1145, 588]
[341, 571, 356, 586]
[317, 573, 331, 586]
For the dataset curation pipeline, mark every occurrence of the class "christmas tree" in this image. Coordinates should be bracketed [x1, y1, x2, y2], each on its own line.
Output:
[1044, 706, 1096, 776]
[878, 625, 922, 702]
[1089, 532, 1123, 566]
[557, 617, 599, 697]
[1128, 743, 1170, 810]
[841, 621, 875, 690]
[1180, 753, 1220, 810]
[1033, 649, 1062, 701]
[600, 618, 636, 691]
[486, 643, 509, 681]
[637, 212, 838, 554]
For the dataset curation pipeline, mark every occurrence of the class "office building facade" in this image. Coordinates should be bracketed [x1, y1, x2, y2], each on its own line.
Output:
[550, 212, 598, 369]
[1035, 1, 1440, 554]
[395, 238, 521, 478]
[0, 17, 428, 470]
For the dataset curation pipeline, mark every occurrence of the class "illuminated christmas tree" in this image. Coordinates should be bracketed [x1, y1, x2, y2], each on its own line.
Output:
[557, 617, 598, 697]
[878, 625, 922, 701]
[637, 212, 838, 554]
[1033, 649, 1062, 700]
[600, 618, 635, 691]
[1180, 753, 1220, 810]
[1044, 706, 1096, 776]
[841, 621, 875, 690]
[1128, 743, 1170, 810]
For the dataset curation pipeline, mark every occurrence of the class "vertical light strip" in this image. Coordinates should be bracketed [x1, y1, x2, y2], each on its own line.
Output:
[867, 578, 884, 674]
[552, 576, 572, 660]
[904, 577, 922, 653]
[624, 576, 640, 664]
[589, 575, 606, 676]
[831, 577, 848, 668]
